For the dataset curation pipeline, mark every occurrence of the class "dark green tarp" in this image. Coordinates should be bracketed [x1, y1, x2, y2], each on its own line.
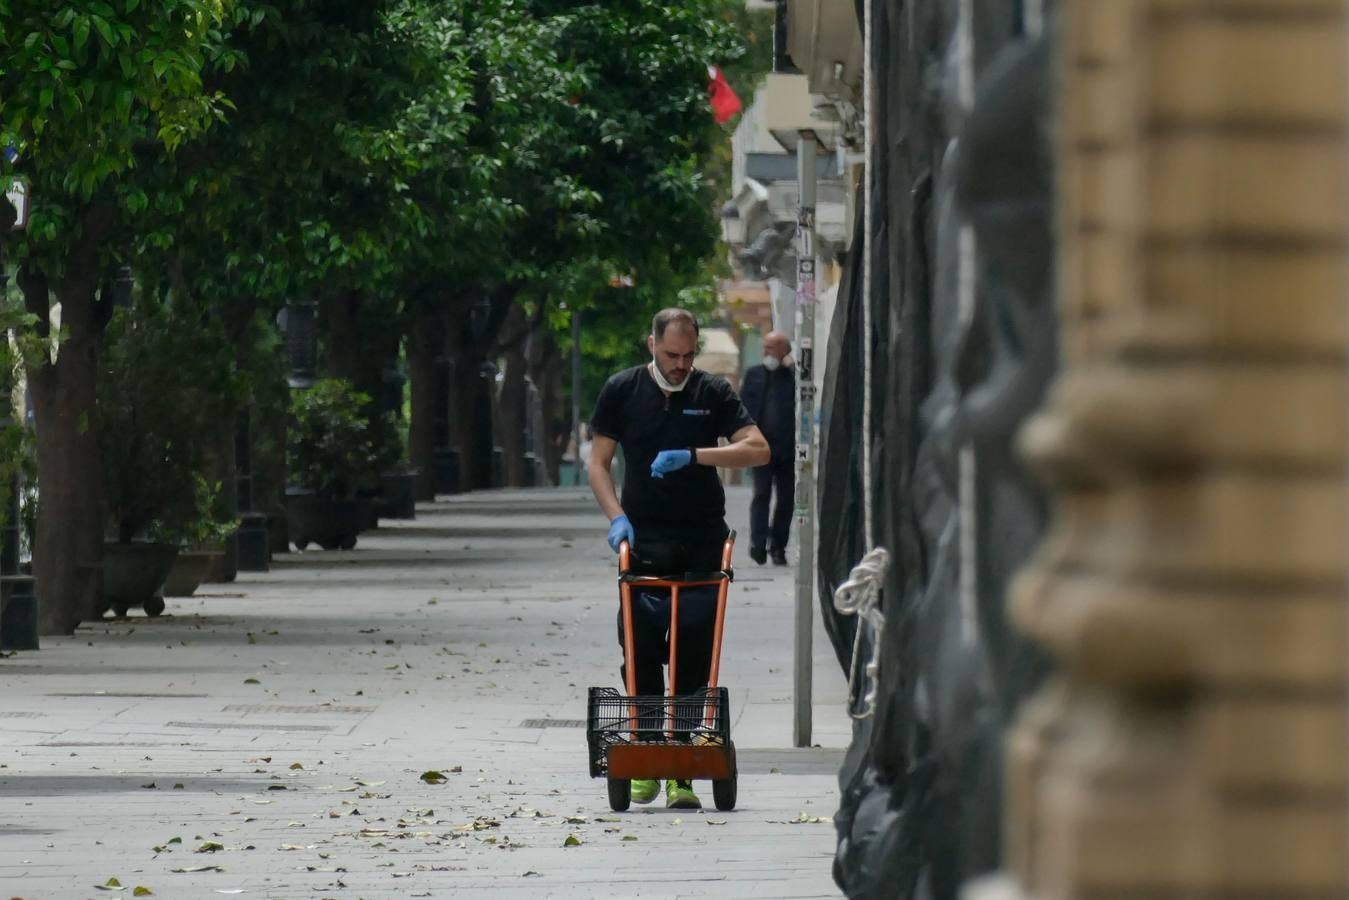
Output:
[813, 3, 1055, 897]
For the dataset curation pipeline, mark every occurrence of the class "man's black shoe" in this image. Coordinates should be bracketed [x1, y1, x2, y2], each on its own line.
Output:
[771, 550, 788, 566]
[749, 546, 767, 565]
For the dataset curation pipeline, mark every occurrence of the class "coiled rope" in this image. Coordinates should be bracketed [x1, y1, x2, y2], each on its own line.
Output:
[832, 0, 890, 720]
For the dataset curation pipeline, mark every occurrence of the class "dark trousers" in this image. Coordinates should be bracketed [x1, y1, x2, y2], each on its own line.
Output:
[615, 533, 724, 740]
[617, 585, 717, 697]
[617, 585, 718, 741]
[750, 452, 795, 552]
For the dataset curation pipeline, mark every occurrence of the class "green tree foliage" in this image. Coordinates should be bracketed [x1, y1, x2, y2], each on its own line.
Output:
[98, 296, 243, 544]
[0, 0, 753, 627]
[0, 0, 236, 268]
[390, 0, 744, 314]
[0, 0, 240, 634]
[288, 379, 394, 499]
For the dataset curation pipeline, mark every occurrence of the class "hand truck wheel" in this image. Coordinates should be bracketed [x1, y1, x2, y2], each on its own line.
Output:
[607, 776, 631, 812]
[712, 746, 737, 811]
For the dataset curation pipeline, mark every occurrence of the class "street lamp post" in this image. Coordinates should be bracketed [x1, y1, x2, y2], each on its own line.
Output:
[281, 300, 319, 390]
[263, 299, 323, 572]
[793, 132, 818, 748]
[234, 414, 270, 572]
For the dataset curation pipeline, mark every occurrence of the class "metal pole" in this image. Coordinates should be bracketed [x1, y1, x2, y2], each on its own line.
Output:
[793, 133, 817, 748]
[571, 309, 583, 486]
[956, 0, 979, 647]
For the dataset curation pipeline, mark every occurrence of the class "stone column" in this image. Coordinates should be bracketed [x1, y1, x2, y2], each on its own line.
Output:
[987, 2, 1348, 897]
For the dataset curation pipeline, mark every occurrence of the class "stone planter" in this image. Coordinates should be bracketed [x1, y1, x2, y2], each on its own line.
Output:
[204, 532, 238, 583]
[0, 575, 38, 650]
[285, 490, 359, 551]
[103, 542, 180, 617]
[377, 469, 418, 520]
[163, 550, 219, 598]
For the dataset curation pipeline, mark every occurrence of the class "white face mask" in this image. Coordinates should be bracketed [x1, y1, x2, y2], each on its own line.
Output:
[762, 354, 781, 372]
[649, 359, 689, 392]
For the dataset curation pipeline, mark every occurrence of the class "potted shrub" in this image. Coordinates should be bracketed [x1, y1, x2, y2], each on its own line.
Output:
[356, 406, 403, 531]
[375, 410, 418, 520]
[286, 379, 378, 550]
[156, 477, 237, 598]
[99, 297, 242, 616]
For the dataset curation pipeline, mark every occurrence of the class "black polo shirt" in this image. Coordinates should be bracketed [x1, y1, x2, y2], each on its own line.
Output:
[591, 365, 755, 539]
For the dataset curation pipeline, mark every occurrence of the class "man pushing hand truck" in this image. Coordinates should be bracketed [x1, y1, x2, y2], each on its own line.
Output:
[584, 308, 769, 811]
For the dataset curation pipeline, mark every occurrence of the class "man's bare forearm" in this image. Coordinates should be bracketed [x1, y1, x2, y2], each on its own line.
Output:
[695, 433, 770, 469]
[588, 462, 624, 520]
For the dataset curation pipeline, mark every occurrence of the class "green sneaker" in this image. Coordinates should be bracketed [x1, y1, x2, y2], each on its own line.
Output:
[665, 779, 702, 810]
[630, 778, 659, 805]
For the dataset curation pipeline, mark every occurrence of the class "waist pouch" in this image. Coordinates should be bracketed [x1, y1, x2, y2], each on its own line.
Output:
[627, 538, 723, 629]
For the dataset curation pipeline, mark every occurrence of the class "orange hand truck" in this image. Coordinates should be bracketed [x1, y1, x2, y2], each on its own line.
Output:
[586, 532, 738, 812]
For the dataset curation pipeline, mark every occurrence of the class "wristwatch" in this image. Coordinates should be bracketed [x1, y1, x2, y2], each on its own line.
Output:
[688, 446, 699, 465]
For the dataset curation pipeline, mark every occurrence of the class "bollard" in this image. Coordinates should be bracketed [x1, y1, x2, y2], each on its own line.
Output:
[236, 512, 270, 571]
[433, 448, 461, 495]
[0, 574, 38, 651]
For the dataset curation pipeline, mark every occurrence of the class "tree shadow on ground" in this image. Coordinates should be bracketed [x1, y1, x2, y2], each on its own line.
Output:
[0, 775, 275, 796]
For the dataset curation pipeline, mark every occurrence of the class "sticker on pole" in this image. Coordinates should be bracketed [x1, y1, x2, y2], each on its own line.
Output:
[795, 280, 816, 306]
[6, 179, 28, 230]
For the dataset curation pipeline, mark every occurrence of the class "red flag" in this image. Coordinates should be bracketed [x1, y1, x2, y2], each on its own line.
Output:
[707, 65, 742, 124]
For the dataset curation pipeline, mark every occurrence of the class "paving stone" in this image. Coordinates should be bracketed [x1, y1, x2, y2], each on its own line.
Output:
[0, 487, 847, 897]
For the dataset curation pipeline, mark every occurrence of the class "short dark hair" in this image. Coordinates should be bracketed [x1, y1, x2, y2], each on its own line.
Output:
[651, 308, 699, 341]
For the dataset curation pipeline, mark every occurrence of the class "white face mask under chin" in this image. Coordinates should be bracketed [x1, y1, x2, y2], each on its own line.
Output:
[762, 354, 781, 372]
[649, 359, 689, 392]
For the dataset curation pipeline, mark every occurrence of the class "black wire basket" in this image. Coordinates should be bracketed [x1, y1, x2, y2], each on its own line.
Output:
[586, 686, 732, 778]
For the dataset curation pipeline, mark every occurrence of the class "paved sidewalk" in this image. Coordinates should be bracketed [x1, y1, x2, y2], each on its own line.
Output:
[0, 487, 850, 899]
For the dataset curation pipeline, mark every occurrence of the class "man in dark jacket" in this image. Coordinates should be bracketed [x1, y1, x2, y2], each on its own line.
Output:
[738, 330, 795, 565]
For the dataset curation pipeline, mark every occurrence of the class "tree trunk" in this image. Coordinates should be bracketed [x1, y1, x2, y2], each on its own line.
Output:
[322, 288, 384, 396]
[441, 285, 526, 491]
[528, 331, 565, 485]
[448, 357, 485, 492]
[257, 398, 287, 515]
[497, 305, 528, 487]
[408, 308, 443, 501]
[203, 414, 239, 582]
[21, 209, 113, 633]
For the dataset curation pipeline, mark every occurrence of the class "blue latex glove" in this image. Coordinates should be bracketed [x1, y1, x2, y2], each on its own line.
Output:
[650, 449, 692, 478]
[607, 514, 635, 553]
